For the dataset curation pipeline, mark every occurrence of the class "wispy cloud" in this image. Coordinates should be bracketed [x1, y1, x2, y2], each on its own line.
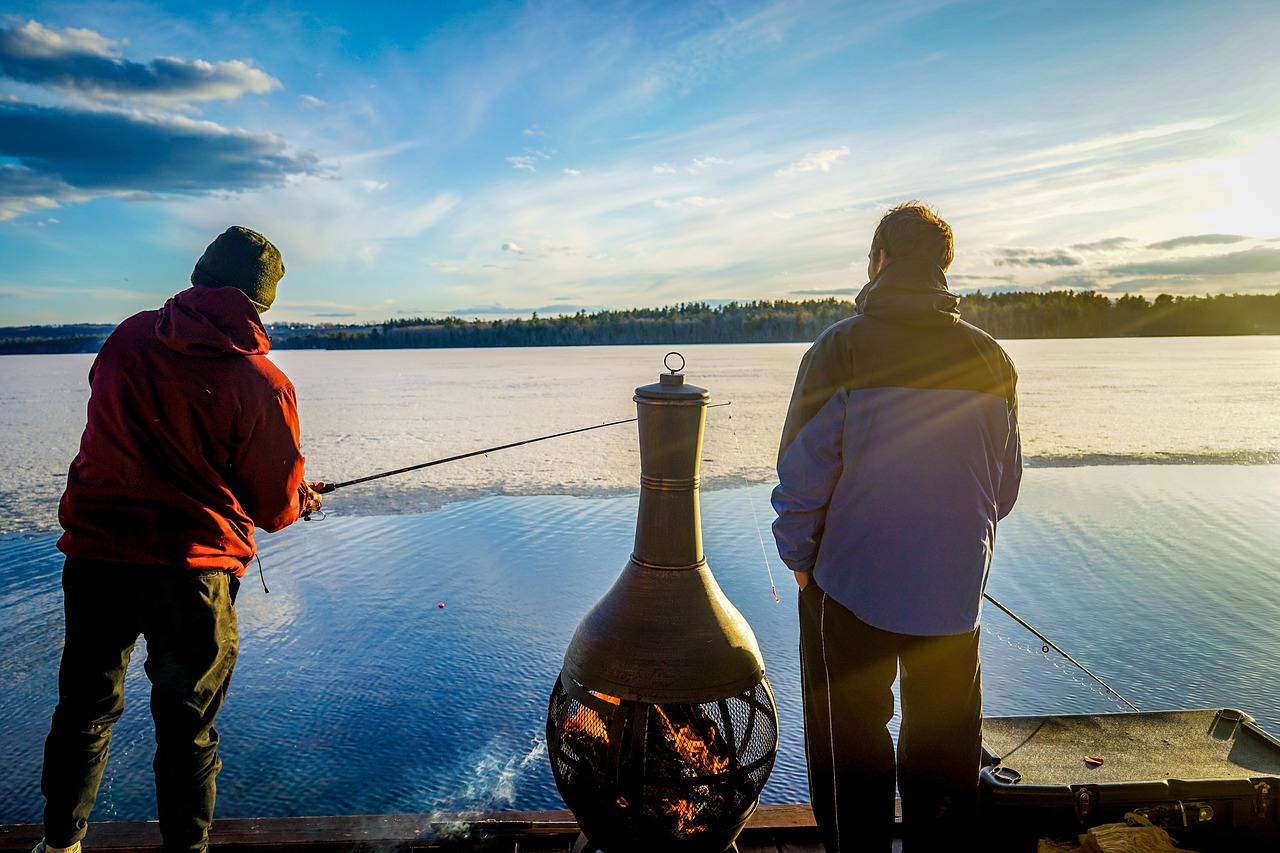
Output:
[692, 155, 730, 169]
[654, 195, 724, 208]
[448, 302, 606, 316]
[950, 273, 1016, 283]
[168, 182, 460, 278]
[0, 164, 81, 221]
[506, 147, 556, 172]
[991, 247, 1083, 267]
[1109, 246, 1280, 276]
[776, 146, 849, 176]
[0, 20, 279, 104]
[790, 287, 858, 296]
[1145, 233, 1248, 250]
[1070, 237, 1135, 252]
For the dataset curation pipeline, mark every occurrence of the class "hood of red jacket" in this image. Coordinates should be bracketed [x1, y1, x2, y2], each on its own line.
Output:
[155, 285, 272, 357]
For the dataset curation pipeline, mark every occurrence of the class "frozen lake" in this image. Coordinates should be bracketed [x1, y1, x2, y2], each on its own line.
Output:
[1, 338, 1278, 823]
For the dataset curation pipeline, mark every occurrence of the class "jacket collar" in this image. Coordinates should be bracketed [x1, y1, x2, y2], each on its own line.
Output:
[854, 257, 960, 327]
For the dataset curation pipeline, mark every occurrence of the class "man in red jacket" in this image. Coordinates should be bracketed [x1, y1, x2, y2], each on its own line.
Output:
[35, 226, 324, 853]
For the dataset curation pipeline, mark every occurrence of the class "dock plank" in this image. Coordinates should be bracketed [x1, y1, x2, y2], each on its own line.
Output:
[0, 804, 830, 852]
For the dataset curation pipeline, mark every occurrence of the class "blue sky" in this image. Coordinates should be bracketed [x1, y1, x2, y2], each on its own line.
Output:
[2, 0, 1278, 326]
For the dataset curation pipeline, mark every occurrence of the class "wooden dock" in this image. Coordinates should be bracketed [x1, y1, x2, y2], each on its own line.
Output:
[1, 803, 886, 852]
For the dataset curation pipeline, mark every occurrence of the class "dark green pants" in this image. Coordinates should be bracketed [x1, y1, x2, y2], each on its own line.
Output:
[798, 583, 983, 853]
[41, 557, 239, 853]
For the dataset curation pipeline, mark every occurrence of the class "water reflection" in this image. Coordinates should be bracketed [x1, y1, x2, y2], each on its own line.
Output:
[3, 466, 1278, 823]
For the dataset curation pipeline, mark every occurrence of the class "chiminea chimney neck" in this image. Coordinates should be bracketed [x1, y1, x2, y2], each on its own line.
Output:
[632, 369, 707, 568]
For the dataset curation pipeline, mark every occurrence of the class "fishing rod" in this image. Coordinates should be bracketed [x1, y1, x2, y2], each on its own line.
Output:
[984, 591, 1140, 711]
[315, 402, 732, 494]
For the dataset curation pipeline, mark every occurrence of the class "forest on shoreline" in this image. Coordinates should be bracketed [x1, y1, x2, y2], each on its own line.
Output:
[3, 289, 1278, 354]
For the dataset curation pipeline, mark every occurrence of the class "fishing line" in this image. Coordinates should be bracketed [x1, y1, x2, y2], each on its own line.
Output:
[983, 591, 1140, 711]
[722, 409, 780, 603]
[983, 624, 1133, 712]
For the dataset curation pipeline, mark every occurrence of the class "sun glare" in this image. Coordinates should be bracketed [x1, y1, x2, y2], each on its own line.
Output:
[1202, 136, 1280, 236]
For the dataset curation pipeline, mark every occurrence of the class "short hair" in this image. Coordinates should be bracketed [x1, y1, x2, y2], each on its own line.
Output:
[870, 202, 954, 271]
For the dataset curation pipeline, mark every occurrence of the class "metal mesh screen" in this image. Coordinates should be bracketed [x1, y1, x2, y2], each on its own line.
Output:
[547, 673, 778, 851]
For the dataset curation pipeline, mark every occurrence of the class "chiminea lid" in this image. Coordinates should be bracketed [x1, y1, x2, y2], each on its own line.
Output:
[634, 351, 708, 402]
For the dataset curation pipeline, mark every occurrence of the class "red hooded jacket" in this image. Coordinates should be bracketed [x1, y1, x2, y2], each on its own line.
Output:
[57, 285, 309, 575]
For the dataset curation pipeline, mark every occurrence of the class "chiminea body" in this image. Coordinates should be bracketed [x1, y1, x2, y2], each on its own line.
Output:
[547, 362, 778, 853]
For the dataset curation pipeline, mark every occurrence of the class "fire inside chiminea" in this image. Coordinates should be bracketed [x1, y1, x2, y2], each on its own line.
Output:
[546, 354, 778, 853]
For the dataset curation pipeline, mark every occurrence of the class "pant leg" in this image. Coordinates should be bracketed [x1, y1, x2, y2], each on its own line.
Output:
[140, 569, 239, 853]
[896, 626, 983, 851]
[40, 557, 142, 848]
[799, 585, 900, 853]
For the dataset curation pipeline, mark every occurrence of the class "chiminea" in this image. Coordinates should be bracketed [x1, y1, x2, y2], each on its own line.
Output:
[546, 354, 778, 853]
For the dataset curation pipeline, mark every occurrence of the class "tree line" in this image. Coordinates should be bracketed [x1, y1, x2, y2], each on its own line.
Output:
[3, 290, 1277, 354]
[274, 290, 1280, 350]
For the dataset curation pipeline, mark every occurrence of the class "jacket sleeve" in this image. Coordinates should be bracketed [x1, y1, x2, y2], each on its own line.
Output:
[771, 333, 849, 574]
[235, 382, 307, 533]
[997, 384, 1023, 520]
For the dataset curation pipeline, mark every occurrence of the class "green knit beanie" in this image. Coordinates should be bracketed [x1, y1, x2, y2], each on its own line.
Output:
[190, 226, 284, 312]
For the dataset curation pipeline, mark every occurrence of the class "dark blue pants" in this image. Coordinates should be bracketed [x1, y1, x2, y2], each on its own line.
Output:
[798, 583, 982, 853]
[40, 557, 239, 852]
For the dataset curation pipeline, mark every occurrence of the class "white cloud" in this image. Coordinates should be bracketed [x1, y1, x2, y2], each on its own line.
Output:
[654, 196, 724, 209]
[506, 155, 537, 172]
[1, 19, 119, 60]
[562, 168, 581, 175]
[0, 20, 280, 104]
[692, 155, 730, 170]
[776, 146, 849, 176]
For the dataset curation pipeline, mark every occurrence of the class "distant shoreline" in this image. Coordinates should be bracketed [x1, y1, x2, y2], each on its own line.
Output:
[4, 290, 1278, 354]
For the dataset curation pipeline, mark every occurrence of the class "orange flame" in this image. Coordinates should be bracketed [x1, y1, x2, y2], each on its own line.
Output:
[563, 703, 608, 742]
[652, 705, 731, 776]
[659, 794, 708, 834]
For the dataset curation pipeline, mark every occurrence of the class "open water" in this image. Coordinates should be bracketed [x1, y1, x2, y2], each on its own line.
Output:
[1, 339, 1278, 824]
